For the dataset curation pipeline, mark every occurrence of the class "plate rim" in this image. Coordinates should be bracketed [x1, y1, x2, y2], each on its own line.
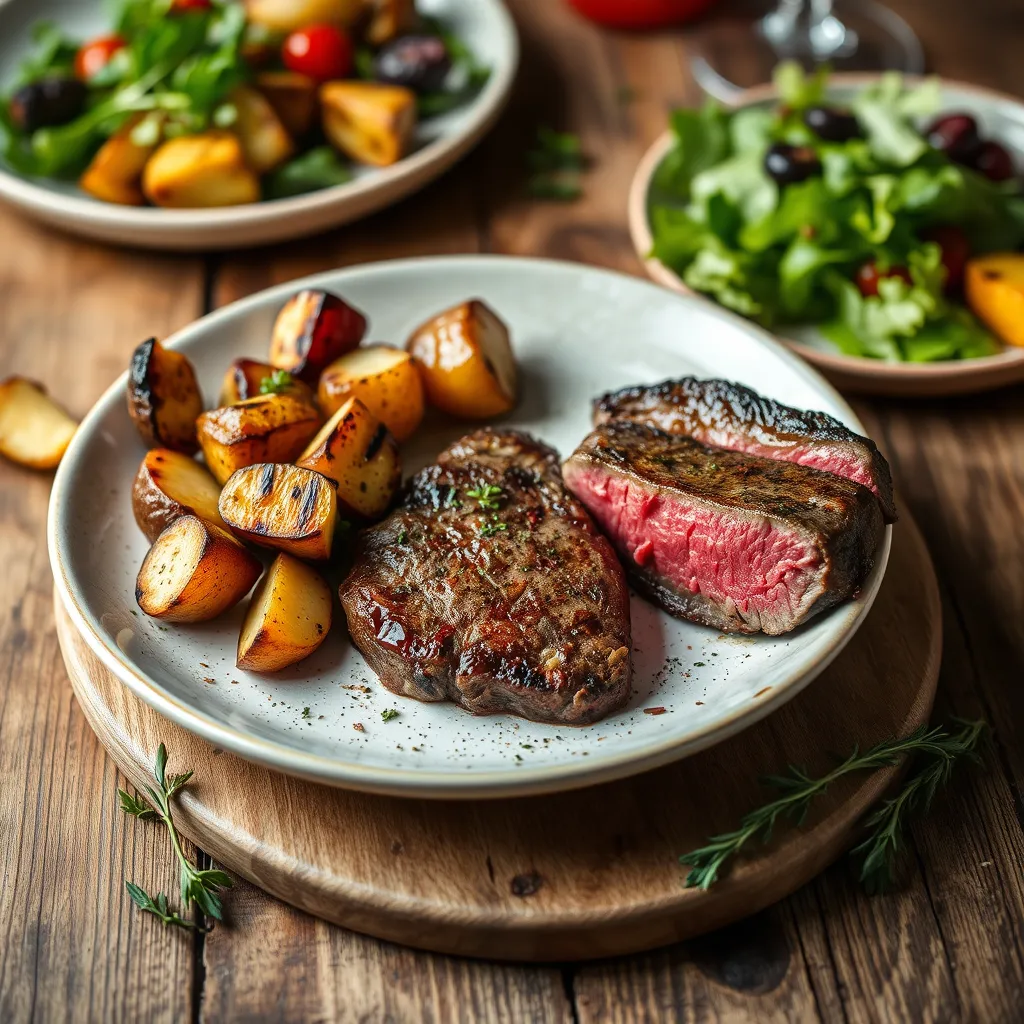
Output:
[47, 253, 891, 799]
[627, 74, 1024, 394]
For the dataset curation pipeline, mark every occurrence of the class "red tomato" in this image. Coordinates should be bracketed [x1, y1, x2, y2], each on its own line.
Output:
[171, 0, 213, 10]
[282, 24, 354, 82]
[74, 34, 126, 81]
[566, 0, 717, 29]
[923, 225, 971, 292]
[856, 261, 913, 298]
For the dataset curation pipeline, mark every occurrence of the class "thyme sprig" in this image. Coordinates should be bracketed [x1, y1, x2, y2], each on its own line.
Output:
[466, 483, 504, 510]
[259, 369, 294, 395]
[680, 719, 986, 892]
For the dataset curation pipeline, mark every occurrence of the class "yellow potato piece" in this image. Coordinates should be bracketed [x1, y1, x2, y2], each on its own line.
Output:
[320, 81, 417, 167]
[256, 71, 318, 140]
[0, 377, 77, 470]
[245, 0, 362, 32]
[143, 132, 260, 209]
[127, 337, 204, 454]
[230, 85, 295, 174]
[80, 115, 162, 206]
[218, 359, 315, 406]
[365, 0, 417, 45]
[131, 448, 225, 543]
[237, 553, 333, 672]
[965, 253, 1024, 349]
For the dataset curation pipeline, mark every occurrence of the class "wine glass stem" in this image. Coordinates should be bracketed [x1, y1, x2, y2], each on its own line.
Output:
[761, 0, 858, 60]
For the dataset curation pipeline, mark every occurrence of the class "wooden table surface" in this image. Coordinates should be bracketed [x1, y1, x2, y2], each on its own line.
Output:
[3, 0, 1024, 1020]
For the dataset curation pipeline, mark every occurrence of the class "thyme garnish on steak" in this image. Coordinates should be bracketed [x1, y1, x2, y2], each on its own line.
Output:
[466, 483, 504, 509]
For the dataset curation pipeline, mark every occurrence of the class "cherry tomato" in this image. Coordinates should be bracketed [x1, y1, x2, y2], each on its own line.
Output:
[171, 0, 213, 10]
[566, 0, 717, 29]
[923, 225, 971, 292]
[74, 34, 126, 82]
[856, 261, 913, 298]
[282, 24, 354, 82]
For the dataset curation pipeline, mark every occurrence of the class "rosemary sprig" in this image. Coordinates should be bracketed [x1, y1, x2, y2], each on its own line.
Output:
[120, 744, 233, 931]
[680, 719, 986, 891]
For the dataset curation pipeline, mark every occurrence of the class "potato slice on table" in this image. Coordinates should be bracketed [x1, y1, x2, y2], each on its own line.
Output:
[197, 394, 321, 485]
[219, 463, 338, 560]
[245, 0, 362, 32]
[136, 515, 261, 622]
[218, 359, 315, 406]
[0, 377, 77, 470]
[317, 344, 424, 442]
[297, 396, 400, 520]
[230, 85, 295, 174]
[365, 0, 418, 46]
[269, 289, 367, 383]
[320, 81, 416, 168]
[237, 552, 333, 672]
[132, 448, 226, 543]
[256, 71, 319, 139]
[127, 338, 204, 453]
[143, 132, 260, 209]
[80, 115, 163, 206]
[406, 300, 518, 419]
[966, 254, 1024, 348]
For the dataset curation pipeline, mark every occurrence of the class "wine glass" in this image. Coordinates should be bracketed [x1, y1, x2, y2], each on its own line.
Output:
[689, 0, 925, 102]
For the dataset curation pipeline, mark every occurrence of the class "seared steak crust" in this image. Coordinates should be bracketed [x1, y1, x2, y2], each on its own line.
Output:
[594, 377, 896, 522]
[564, 422, 884, 635]
[339, 429, 632, 724]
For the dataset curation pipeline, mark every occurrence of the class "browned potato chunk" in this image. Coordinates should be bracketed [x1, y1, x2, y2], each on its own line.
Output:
[136, 515, 261, 622]
[218, 360, 316, 406]
[197, 394, 322, 485]
[132, 448, 226, 543]
[317, 344, 424, 442]
[237, 552, 333, 671]
[245, 0, 362, 32]
[80, 115, 163, 206]
[127, 338, 204, 453]
[0, 377, 77, 470]
[143, 132, 261, 208]
[218, 463, 338, 560]
[269, 289, 367, 383]
[296, 397, 400, 520]
[320, 81, 416, 168]
[256, 71, 319, 139]
[230, 85, 295, 174]
[406, 300, 517, 419]
[365, 0, 418, 45]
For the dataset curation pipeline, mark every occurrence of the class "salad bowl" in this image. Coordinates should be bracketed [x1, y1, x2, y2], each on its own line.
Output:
[629, 74, 1024, 397]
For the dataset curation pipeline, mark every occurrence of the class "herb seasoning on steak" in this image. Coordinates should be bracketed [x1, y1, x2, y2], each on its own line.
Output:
[594, 377, 896, 522]
[339, 429, 632, 724]
[563, 422, 884, 636]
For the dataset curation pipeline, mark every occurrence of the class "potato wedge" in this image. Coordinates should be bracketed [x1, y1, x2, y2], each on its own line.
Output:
[127, 338, 204, 453]
[237, 552, 333, 671]
[406, 300, 518, 419]
[143, 132, 261, 209]
[296, 396, 400, 520]
[136, 515, 261, 622]
[80, 115, 163, 206]
[132, 448, 226, 543]
[230, 85, 295, 174]
[317, 344, 424, 442]
[269, 289, 367, 383]
[320, 81, 416, 168]
[219, 463, 338, 560]
[965, 253, 1024, 348]
[245, 0, 362, 32]
[218, 359, 316, 406]
[256, 71, 319, 139]
[197, 394, 322, 485]
[0, 377, 77, 470]
[365, 0, 418, 46]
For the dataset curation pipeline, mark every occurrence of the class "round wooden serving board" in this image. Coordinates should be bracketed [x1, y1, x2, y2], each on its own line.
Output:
[56, 516, 941, 962]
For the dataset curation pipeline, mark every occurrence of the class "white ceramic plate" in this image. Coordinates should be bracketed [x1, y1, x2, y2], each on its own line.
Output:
[630, 75, 1024, 397]
[48, 256, 891, 798]
[0, 0, 517, 250]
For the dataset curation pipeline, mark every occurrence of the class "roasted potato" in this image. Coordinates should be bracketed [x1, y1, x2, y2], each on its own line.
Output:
[256, 71, 319, 139]
[966, 253, 1024, 348]
[296, 396, 400, 519]
[269, 289, 367, 383]
[197, 393, 322, 485]
[80, 115, 162, 206]
[237, 552, 333, 671]
[0, 377, 77, 470]
[136, 515, 261, 622]
[317, 344, 424, 442]
[132, 448, 226, 543]
[127, 338, 204, 453]
[143, 132, 261, 209]
[230, 85, 295, 174]
[245, 0, 362, 32]
[218, 359, 316, 406]
[219, 463, 338, 560]
[320, 81, 417, 168]
[406, 300, 518, 419]
[365, 0, 418, 46]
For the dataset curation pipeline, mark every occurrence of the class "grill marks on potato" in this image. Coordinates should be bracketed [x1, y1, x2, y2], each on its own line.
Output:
[126, 338, 204, 453]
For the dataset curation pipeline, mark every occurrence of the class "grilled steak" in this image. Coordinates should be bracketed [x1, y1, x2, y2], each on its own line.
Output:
[594, 377, 896, 522]
[339, 429, 632, 724]
[563, 422, 884, 635]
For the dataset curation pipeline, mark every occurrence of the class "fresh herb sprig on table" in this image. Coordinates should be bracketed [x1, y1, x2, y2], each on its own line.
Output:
[680, 718, 986, 892]
[119, 743, 232, 932]
[527, 127, 586, 201]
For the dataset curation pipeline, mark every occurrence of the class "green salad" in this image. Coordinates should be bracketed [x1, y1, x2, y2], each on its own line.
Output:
[648, 64, 1024, 362]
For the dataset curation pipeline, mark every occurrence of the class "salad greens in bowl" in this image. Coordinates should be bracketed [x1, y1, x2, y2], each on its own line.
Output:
[630, 65, 1024, 395]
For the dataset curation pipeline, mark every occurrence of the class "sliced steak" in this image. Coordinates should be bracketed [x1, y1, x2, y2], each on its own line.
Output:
[339, 429, 632, 725]
[594, 377, 896, 522]
[563, 422, 884, 635]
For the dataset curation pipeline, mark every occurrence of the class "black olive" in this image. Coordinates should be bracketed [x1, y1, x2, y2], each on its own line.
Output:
[803, 105, 862, 143]
[763, 143, 821, 186]
[9, 77, 88, 134]
[374, 35, 451, 93]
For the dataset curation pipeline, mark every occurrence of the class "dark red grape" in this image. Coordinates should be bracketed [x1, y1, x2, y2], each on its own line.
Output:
[972, 140, 1015, 182]
[374, 35, 451, 93]
[9, 77, 87, 134]
[923, 225, 971, 292]
[763, 143, 821, 186]
[926, 113, 982, 164]
[803, 106, 861, 143]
